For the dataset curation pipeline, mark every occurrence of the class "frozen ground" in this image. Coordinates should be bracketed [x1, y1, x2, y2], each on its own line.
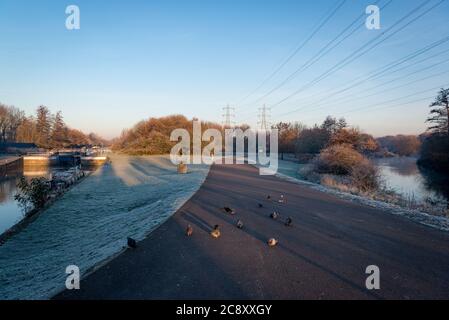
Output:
[271, 160, 449, 232]
[0, 155, 209, 299]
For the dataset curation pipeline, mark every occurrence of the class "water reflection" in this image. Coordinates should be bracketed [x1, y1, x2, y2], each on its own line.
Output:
[419, 166, 449, 207]
[374, 157, 448, 204]
[376, 157, 419, 176]
[0, 167, 53, 234]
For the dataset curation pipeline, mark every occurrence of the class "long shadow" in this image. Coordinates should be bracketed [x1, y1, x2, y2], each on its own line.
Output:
[180, 191, 383, 299]
[181, 211, 213, 233]
[129, 159, 175, 177]
[277, 242, 382, 300]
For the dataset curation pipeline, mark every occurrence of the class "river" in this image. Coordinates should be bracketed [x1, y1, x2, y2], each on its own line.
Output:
[0, 168, 54, 235]
[0, 155, 209, 299]
[373, 157, 448, 204]
[276, 157, 448, 205]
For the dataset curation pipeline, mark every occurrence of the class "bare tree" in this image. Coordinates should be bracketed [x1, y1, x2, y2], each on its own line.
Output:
[0, 103, 25, 142]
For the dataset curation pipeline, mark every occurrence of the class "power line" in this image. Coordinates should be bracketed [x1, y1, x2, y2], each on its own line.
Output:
[273, 40, 449, 118]
[270, 0, 444, 109]
[237, 0, 347, 104]
[239, 0, 439, 123]
[299, 82, 449, 123]
[297, 66, 449, 117]
[245, 0, 390, 108]
[341, 84, 449, 115]
[281, 34, 449, 114]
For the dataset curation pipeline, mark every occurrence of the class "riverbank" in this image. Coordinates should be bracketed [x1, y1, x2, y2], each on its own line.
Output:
[56, 163, 449, 300]
[0, 155, 209, 299]
[0, 167, 89, 245]
[278, 157, 449, 221]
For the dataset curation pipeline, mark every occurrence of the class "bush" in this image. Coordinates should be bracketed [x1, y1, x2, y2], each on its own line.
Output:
[14, 177, 51, 211]
[349, 160, 381, 192]
[315, 144, 364, 175]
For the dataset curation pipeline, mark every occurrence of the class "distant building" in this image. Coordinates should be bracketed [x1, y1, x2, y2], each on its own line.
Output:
[0, 142, 39, 154]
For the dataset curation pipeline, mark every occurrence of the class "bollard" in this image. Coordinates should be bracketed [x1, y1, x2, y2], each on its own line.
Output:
[177, 162, 188, 174]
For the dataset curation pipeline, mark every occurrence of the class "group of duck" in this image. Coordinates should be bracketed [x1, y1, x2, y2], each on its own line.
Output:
[185, 194, 293, 247]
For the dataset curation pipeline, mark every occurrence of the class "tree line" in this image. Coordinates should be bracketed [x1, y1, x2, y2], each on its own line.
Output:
[111, 115, 225, 155]
[0, 103, 108, 149]
[112, 88, 448, 177]
[419, 88, 449, 172]
[274, 116, 379, 158]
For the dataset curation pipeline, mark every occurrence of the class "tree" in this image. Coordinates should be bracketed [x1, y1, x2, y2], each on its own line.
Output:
[0, 104, 7, 142]
[330, 128, 379, 154]
[0, 104, 25, 142]
[296, 126, 330, 154]
[321, 116, 347, 135]
[112, 115, 223, 155]
[51, 111, 68, 148]
[419, 134, 449, 172]
[66, 128, 90, 146]
[427, 88, 449, 137]
[16, 116, 38, 143]
[273, 122, 303, 155]
[418, 89, 449, 173]
[35, 105, 52, 148]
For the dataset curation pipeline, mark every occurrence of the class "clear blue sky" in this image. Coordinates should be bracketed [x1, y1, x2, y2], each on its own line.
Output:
[1, 0, 448, 138]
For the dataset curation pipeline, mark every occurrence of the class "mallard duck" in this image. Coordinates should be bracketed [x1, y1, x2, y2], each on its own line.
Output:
[186, 225, 193, 236]
[210, 225, 221, 238]
[268, 238, 278, 247]
[127, 237, 137, 249]
[223, 207, 235, 215]
[236, 220, 244, 229]
[270, 212, 279, 220]
[285, 217, 293, 227]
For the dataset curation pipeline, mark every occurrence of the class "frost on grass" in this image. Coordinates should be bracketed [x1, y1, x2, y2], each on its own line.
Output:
[0, 155, 209, 299]
[274, 167, 449, 233]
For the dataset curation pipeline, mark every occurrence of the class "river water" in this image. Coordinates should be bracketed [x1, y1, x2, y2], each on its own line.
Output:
[276, 157, 448, 204]
[0, 155, 209, 299]
[373, 157, 448, 204]
[0, 168, 53, 235]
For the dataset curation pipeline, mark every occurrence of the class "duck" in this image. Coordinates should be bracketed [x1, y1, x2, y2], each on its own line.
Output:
[285, 217, 293, 227]
[268, 238, 278, 247]
[210, 225, 221, 238]
[236, 220, 244, 229]
[270, 211, 279, 220]
[267, 195, 271, 200]
[258, 203, 263, 208]
[223, 207, 235, 215]
[278, 194, 285, 203]
[127, 237, 137, 249]
[186, 225, 193, 236]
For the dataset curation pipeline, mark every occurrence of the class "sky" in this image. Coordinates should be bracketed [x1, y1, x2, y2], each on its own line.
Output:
[0, 0, 448, 139]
